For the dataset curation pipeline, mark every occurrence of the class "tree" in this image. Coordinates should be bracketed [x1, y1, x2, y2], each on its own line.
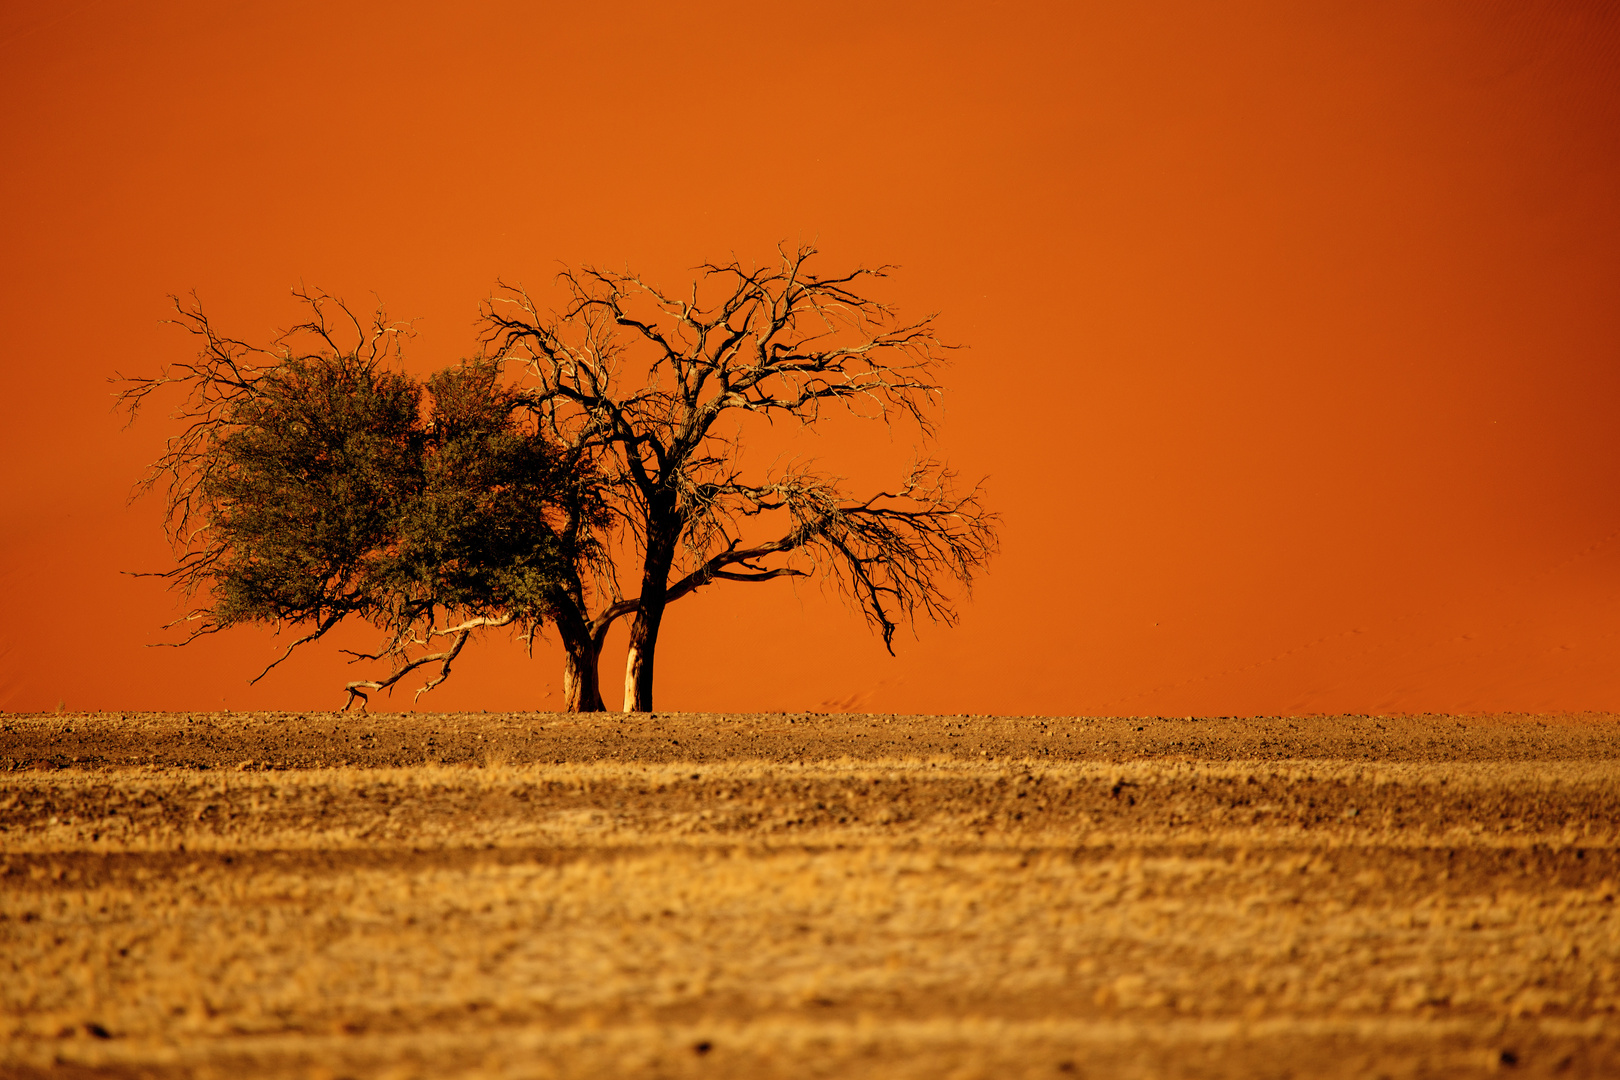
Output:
[122, 247, 997, 712]
[482, 244, 999, 712]
[118, 290, 604, 708]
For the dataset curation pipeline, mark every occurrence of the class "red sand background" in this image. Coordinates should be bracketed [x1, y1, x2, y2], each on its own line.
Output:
[3, 1, 1620, 716]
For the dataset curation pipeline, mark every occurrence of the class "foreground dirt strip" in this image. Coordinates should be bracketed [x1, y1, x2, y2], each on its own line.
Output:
[4, 711, 1618, 771]
[1, 714, 1617, 1078]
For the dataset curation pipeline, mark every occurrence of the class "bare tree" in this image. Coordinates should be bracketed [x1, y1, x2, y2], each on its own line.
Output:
[483, 244, 998, 712]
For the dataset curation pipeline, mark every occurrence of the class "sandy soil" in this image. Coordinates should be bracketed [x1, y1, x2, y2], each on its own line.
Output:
[1, 711, 1617, 1078]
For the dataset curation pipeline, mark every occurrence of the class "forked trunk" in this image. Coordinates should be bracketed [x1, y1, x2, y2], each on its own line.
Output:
[562, 637, 605, 712]
[554, 600, 605, 712]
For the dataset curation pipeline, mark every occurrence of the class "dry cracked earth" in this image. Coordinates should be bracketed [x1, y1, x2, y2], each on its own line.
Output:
[1, 711, 1617, 1078]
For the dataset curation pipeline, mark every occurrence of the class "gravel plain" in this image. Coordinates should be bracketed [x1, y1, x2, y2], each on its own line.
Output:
[1, 711, 1616, 1078]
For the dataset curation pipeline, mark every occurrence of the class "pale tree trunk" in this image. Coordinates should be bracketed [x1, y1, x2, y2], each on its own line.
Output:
[622, 603, 663, 712]
[623, 512, 679, 712]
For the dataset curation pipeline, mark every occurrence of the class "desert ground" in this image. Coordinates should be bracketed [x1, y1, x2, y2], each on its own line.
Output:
[1, 711, 1616, 1078]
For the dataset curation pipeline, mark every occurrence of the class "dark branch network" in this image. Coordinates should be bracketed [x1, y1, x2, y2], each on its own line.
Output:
[118, 246, 999, 711]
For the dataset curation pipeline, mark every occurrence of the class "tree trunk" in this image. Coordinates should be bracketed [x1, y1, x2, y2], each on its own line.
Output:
[562, 636, 605, 712]
[623, 511, 680, 712]
[553, 599, 605, 712]
[622, 607, 662, 712]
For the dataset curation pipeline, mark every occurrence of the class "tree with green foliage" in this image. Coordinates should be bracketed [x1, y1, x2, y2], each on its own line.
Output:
[118, 291, 605, 707]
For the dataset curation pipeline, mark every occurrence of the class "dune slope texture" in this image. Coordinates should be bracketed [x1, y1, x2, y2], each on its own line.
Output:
[1, 712, 1617, 1078]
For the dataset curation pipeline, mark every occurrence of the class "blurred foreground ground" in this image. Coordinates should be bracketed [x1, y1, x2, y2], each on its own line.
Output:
[1, 712, 1617, 1078]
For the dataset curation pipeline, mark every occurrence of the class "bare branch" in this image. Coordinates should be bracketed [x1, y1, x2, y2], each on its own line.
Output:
[248, 614, 342, 684]
[342, 631, 468, 711]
